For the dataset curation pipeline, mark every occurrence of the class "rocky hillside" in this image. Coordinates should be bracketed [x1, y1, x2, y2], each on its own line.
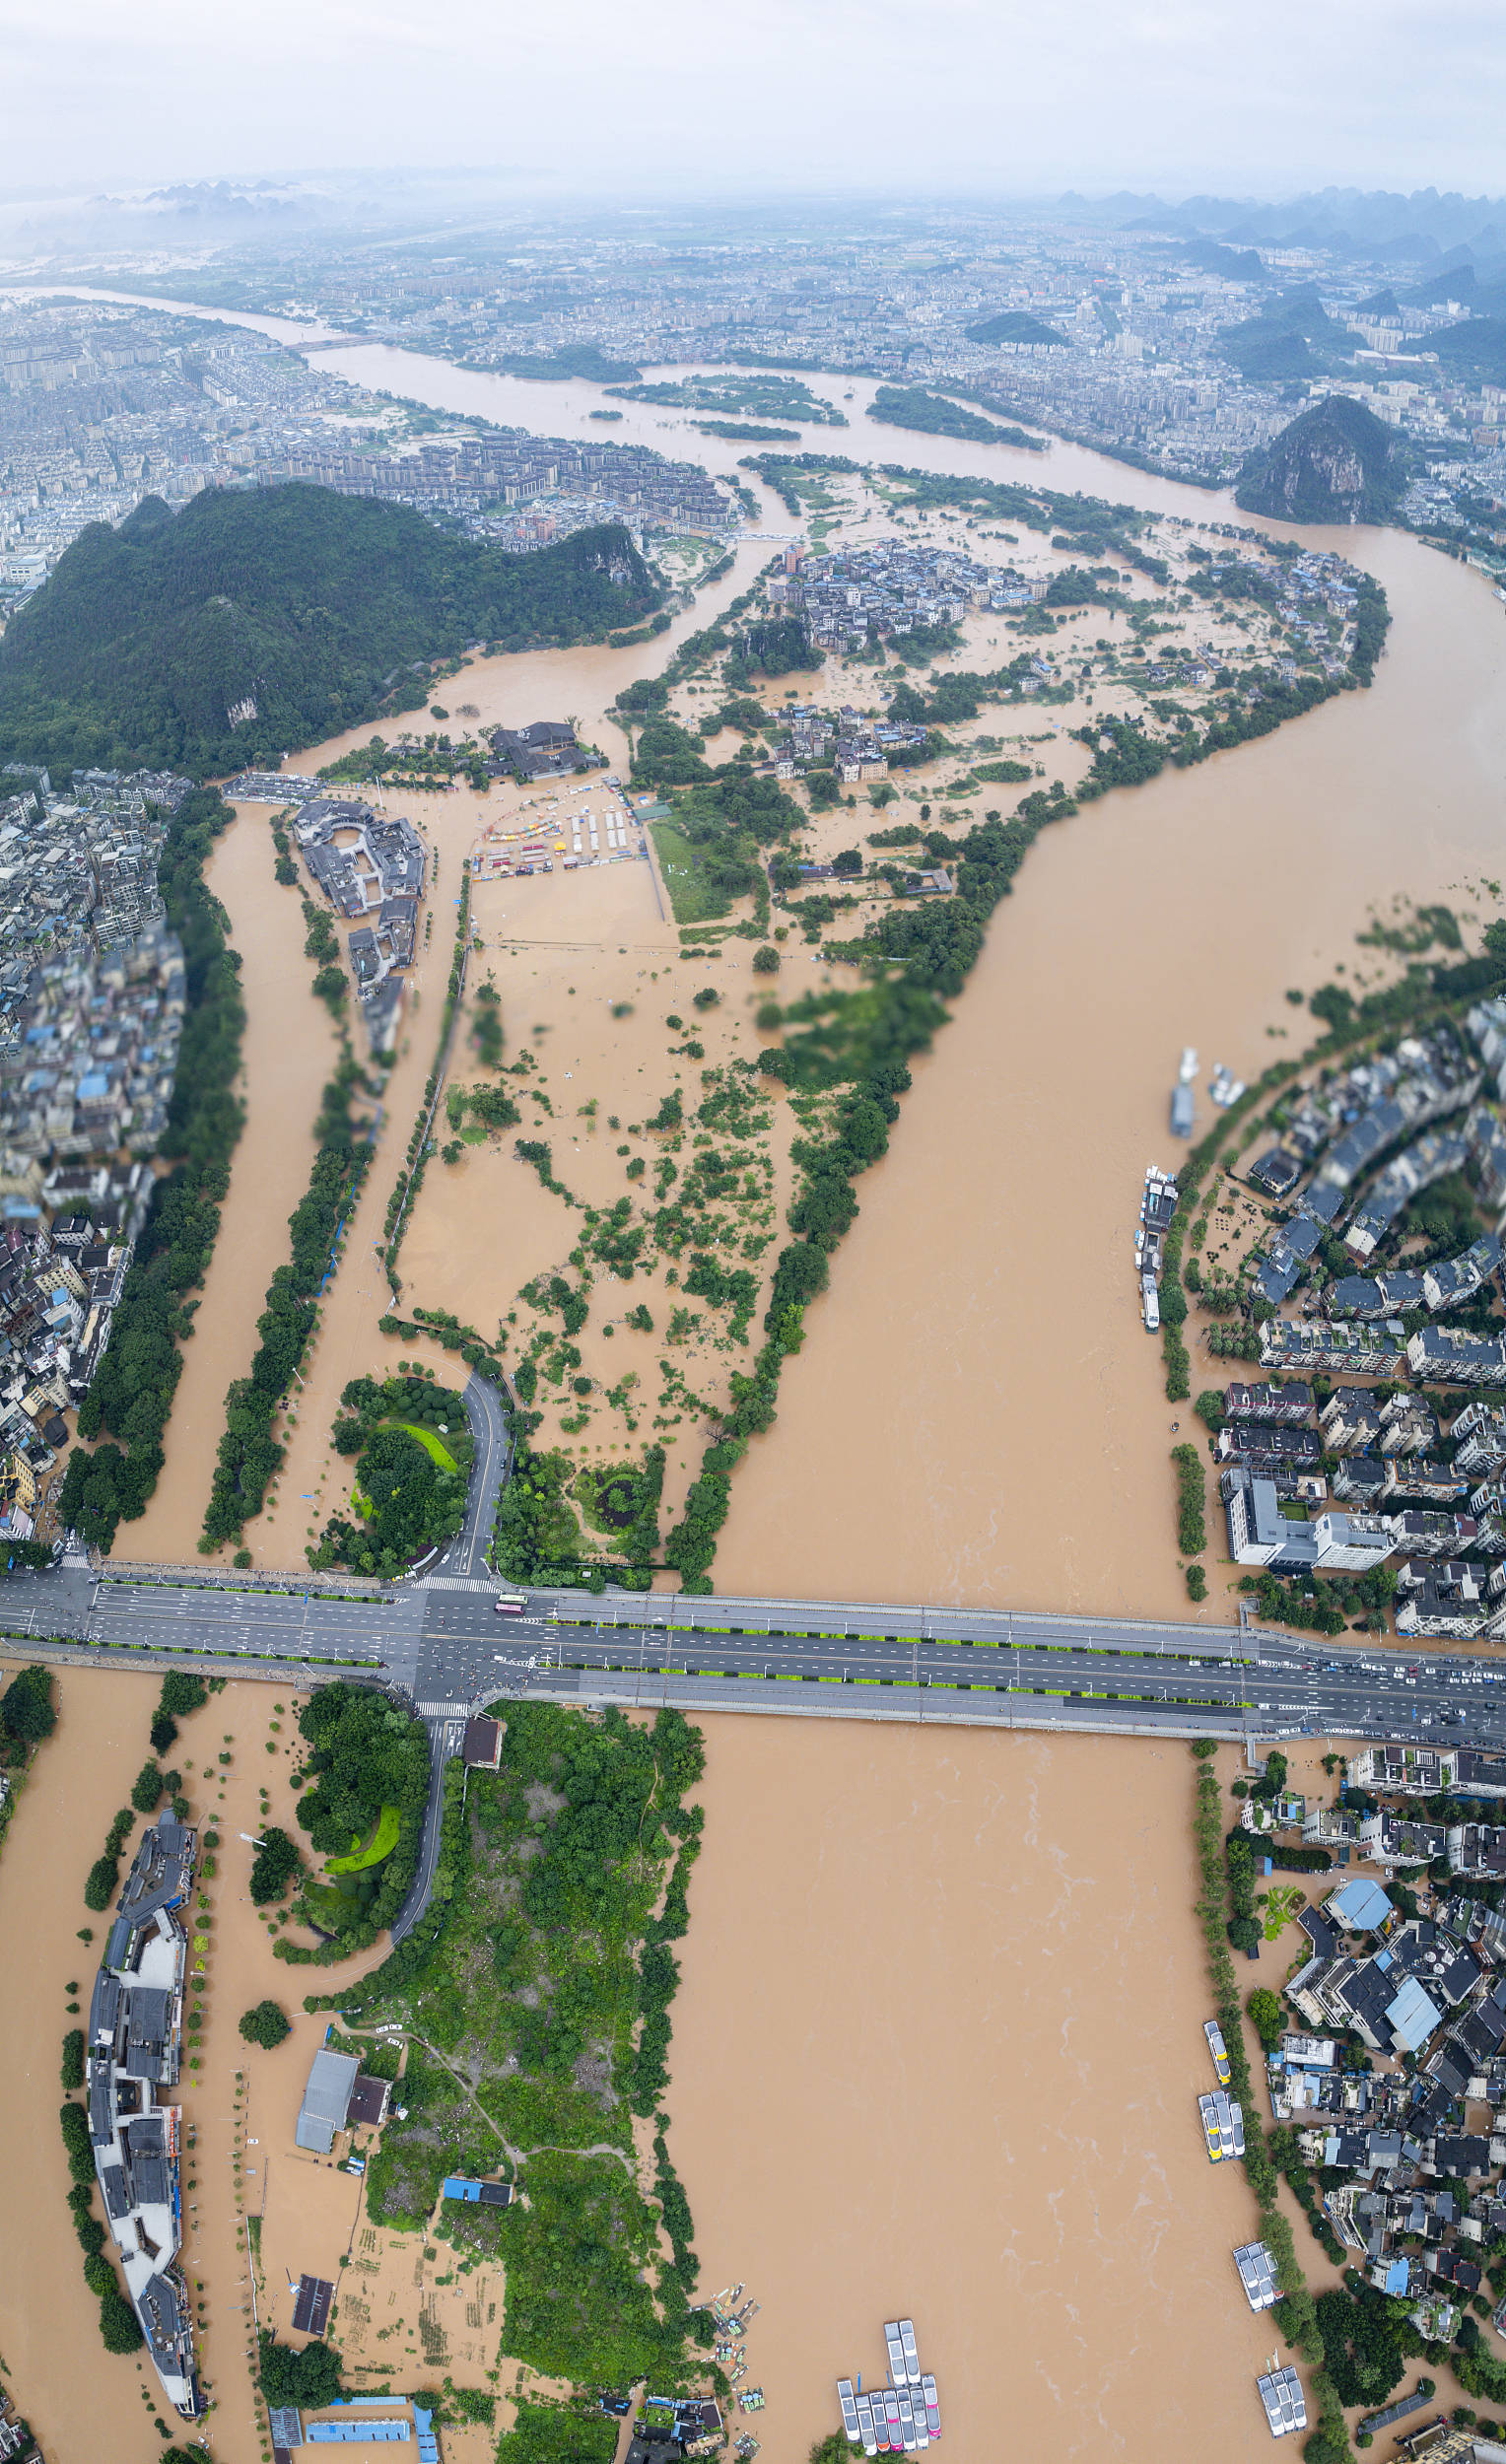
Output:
[1234, 394, 1406, 525]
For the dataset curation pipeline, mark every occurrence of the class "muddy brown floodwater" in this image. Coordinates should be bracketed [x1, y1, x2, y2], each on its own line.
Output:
[716, 524, 1506, 1614]
[669, 1715, 1291, 2463]
[125, 809, 341, 1561]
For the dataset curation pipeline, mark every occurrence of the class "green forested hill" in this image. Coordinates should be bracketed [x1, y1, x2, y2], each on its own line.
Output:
[1234, 394, 1407, 524]
[0, 484, 661, 776]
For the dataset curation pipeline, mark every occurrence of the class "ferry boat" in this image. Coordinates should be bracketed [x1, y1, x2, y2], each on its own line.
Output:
[1215, 2093, 1236, 2162]
[922, 2376, 940, 2438]
[839, 2381, 861, 2445]
[1199, 2091, 1224, 2161]
[1171, 1082, 1195, 1139]
[1141, 1273, 1160, 1332]
[856, 2392, 878, 2455]
[884, 2324, 907, 2386]
[1230, 2098, 1246, 2158]
[897, 2388, 919, 2451]
[899, 2320, 922, 2384]
[884, 2391, 904, 2448]
[1204, 2019, 1231, 2086]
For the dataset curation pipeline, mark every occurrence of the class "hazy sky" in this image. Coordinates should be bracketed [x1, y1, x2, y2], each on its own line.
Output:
[3, 0, 1504, 201]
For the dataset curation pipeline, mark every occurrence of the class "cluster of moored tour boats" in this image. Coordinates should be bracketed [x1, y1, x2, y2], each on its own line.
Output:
[1198, 2016, 1248, 2162]
[837, 2318, 941, 2454]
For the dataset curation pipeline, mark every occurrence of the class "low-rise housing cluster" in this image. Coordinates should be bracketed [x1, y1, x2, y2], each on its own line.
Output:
[276, 429, 733, 544]
[292, 796, 427, 1049]
[0, 765, 194, 1535]
[771, 701, 928, 783]
[1248, 1023, 1485, 1303]
[1220, 1373, 1506, 1635]
[0, 765, 189, 1169]
[1240, 1767, 1506, 2389]
[85, 1815, 202, 2417]
[764, 540, 1041, 653]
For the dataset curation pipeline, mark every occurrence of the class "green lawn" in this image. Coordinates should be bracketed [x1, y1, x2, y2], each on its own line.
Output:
[397, 1420, 460, 1473]
[327, 1804, 402, 1874]
[649, 820, 732, 925]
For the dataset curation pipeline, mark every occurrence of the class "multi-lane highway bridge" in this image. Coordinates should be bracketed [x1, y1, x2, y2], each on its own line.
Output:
[5, 1373, 1501, 1934]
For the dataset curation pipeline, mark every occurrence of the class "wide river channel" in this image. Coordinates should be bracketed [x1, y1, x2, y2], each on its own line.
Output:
[7, 286, 1506, 2459]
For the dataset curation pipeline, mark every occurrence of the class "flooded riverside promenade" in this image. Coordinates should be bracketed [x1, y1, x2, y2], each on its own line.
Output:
[0, 1659, 394, 2464]
[0, 1664, 171, 2464]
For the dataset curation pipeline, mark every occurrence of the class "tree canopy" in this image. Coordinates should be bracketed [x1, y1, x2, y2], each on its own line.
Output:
[0, 1662, 55, 1745]
[240, 1999, 292, 2049]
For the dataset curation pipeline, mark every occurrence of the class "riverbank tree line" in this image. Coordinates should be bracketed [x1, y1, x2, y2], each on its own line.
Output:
[201, 1059, 377, 1554]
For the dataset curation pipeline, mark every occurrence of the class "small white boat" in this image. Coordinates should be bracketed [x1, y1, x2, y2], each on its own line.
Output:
[1179, 1046, 1199, 1083]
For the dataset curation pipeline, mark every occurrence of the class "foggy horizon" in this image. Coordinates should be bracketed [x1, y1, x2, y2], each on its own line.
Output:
[3, 0, 1504, 206]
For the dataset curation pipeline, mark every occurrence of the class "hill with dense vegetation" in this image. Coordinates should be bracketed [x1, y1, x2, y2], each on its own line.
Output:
[964, 308, 1067, 348]
[1216, 285, 1350, 382]
[1234, 395, 1407, 524]
[0, 483, 661, 776]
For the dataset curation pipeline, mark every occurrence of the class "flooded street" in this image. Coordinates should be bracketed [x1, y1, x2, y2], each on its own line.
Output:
[668, 1714, 1287, 2463]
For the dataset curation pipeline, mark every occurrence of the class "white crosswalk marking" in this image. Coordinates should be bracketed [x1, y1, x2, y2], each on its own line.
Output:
[422, 1575, 494, 1593]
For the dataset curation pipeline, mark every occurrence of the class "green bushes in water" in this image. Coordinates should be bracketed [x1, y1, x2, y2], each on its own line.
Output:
[258, 2329, 343, 2408]
[313, 1370, 473, 1575]
[249, 1825, 302, 1904]
[60, 2101, 142, 2353]
[83, 1807, 136, 1912]
[1171, 1444, 1206, 1557]
[0, 1663, 55, 1748]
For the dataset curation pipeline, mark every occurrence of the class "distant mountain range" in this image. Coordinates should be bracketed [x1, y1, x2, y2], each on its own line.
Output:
[1074, 186, 1506, 268]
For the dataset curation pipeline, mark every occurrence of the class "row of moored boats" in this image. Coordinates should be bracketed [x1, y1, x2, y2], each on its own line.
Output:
[1199, 2019, 1246, 2162]
[838, 2318, 940, 2454]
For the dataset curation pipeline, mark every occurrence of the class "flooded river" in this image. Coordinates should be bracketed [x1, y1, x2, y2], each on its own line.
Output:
[30, 285, 1506, 1608]
[669, 1715, 1286, 2462]
[3, 293, 1501, 2456]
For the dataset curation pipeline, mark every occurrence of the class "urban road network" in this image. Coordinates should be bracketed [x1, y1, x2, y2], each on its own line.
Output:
[3, 1374, 1504, 1932]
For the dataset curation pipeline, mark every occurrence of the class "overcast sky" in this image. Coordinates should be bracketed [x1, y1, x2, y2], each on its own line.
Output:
[3, 0, 1504, 202]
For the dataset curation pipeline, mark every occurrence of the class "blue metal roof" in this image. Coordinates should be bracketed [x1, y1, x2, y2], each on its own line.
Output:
[1330, 1877, 1394, 1935]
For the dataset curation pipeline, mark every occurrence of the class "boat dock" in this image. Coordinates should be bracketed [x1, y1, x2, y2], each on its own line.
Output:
[838, 2314, 940, 2454]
